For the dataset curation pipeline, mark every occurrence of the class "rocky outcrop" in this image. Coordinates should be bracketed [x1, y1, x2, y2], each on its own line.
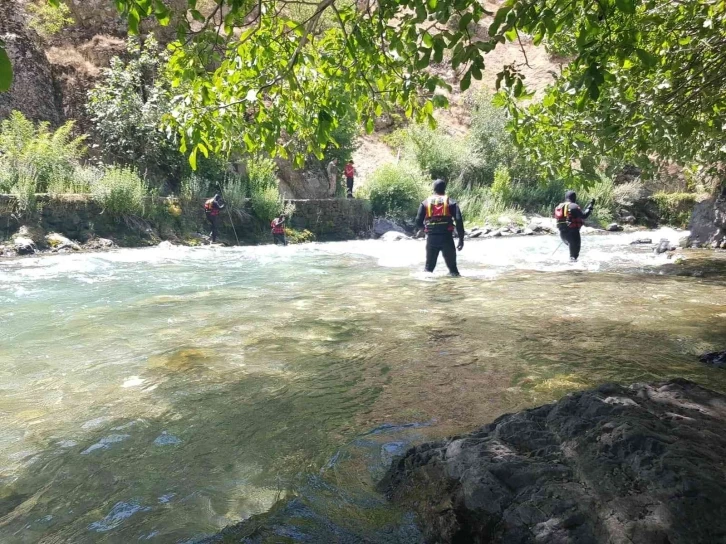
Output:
[0, 2, 63, 125]
[373, 217, 407, 237]
[700, 351, 726, 369]
[688, 194, 726, 248]
[381, 379, 726, 544]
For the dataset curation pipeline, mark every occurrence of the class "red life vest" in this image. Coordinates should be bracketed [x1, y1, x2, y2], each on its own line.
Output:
[344, 164, 355, 178]
[424, 195, 454, 232]
[554, 202, 583, 229]
[204, 198, 220, 216]
[271, 219, 285, 234]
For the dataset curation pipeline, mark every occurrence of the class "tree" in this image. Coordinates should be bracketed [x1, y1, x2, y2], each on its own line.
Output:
[28, 0, 723, 181]
[492, 0, 726, 184]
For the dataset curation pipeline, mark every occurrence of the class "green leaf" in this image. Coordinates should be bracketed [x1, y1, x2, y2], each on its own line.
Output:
[128, 9, 140, 34]
[635, 48, 658, 67]
[423, 32, 434, 48]
[504, 26, 518, 42]
[365, 117, 374, 134]
[460, 71, 471, 91]
[0, 46, 12, 93]
[615, 0, 636, 15]
[189, 147, 198, 170]
[190, 9, 205, 23]
[154, 0, 172, 25]
[543, 94, 556, 108]
[459, 13, 473, 31]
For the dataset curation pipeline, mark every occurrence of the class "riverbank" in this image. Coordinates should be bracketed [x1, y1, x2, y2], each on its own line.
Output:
[0, 194, 373, 257]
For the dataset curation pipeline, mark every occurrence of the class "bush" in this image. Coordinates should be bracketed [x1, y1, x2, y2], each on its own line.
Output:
[250, 185, 294, 223]
[0, 111, 85, 192]
[361, 161, 428, 219]
[10, 167, 39, 215]
[651, 192, 697, 228]
[91, 167, 148, 218]
[26, 0, 74, 40]
[87, 35, 191, 187]
[47, 166, 100, 195]
[490, 165, 513, 203]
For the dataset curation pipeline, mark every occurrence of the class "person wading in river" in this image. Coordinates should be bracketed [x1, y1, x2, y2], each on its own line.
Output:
[204, 193, 225, 243]
[271, 214, 287, 246]
[554, 190, 595, 262]
[415, 179, 465, 276]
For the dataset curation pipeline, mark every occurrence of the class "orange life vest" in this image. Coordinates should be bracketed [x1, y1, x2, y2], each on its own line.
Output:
[271, 219, 285, 234]
[554, 202, 583, 229]
[204, 198, 219, 216]
[424, 195, 454, 232]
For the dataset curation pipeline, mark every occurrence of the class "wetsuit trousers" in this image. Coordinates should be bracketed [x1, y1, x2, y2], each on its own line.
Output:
[425, 234, 460, 275]
[207, 214, 219, 243]
[559, 227, 582, 260]
[273, 233, 287, 246]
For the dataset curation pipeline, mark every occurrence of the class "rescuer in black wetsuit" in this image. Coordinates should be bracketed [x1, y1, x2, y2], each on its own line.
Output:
[554, 190, 595, 261]
[415, 179, 465, 276]
[204, 193, 225, 243]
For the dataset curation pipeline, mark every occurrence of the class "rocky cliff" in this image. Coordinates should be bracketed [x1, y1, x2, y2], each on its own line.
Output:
[688, 193, 726, 249]
[0, 1, 63, 124]
[381, 379, 726, 544]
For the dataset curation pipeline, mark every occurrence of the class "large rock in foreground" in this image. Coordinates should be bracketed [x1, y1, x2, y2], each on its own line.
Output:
[381, 379, 726, 544]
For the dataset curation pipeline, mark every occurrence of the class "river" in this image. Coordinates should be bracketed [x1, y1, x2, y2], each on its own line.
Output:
[1, 229, 726, 543]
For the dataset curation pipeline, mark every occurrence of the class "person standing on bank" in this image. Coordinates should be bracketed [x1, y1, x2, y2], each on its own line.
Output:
[554, 190, 595, 261]
[204, 193, 225, 243]
[327, 158, 338, 197]
[344, 160, 355, 198]
[271, 214, 287, 246]
[415, 179, 465, 276]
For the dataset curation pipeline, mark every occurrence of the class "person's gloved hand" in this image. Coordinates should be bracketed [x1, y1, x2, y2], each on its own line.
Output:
[589, 198, 596, 207]
[457, 239, 464, 251]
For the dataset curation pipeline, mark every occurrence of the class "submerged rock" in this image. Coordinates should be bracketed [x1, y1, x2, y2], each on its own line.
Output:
[630, 238, 653, 245]
[381, 379, 726, 544]
[380, 231, 410, 242]
[655, 238, 676, 254]
[606, 222, 623, 232]
[699, 351, 726, 369]
[373, 217, 407, 237]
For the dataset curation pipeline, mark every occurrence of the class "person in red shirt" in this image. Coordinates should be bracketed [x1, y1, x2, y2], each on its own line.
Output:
[344, 160, 355, 198]
[270, 214, 287, 246]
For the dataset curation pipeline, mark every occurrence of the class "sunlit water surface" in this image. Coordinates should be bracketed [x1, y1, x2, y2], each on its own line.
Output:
[2, 229, 726, 543]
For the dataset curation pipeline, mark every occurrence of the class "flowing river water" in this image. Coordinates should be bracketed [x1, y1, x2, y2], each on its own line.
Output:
[2, 229, 726, 543]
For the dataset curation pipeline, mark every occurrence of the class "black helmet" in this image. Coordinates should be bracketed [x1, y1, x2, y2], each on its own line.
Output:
[432, 179, 447, 195]
[565, 190, 577, 202]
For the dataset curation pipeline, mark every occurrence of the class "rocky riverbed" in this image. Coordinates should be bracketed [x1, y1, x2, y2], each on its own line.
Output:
[380, 379, 726, 544]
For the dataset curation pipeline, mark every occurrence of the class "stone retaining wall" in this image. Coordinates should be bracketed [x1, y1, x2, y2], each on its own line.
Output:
[0, 194, 372, 244]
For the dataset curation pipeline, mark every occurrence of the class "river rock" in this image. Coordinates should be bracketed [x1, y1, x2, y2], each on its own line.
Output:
[699, 351, 726, 368]
[373, 217, 406, 237]
[606, 222, 623, 232]
[523, 228, 534, 236]
[381, 379, 726, 544]
[13, 237, 36, 255]
[630, 238, 652, 245]
[622, 215, 637, 224]
[46, 233, 81, 251]
[654, 238, 676, 254]
[380, 231, 410, 242]
[83, 237, 116, 250]
[469, 230, 483, 239]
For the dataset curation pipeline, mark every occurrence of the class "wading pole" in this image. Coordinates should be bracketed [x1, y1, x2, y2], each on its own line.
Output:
[226, 206, 240, 246]
[551, 241, 563, 256]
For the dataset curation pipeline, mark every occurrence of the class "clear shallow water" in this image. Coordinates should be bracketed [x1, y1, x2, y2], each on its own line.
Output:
[1, 229, 726, 543]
